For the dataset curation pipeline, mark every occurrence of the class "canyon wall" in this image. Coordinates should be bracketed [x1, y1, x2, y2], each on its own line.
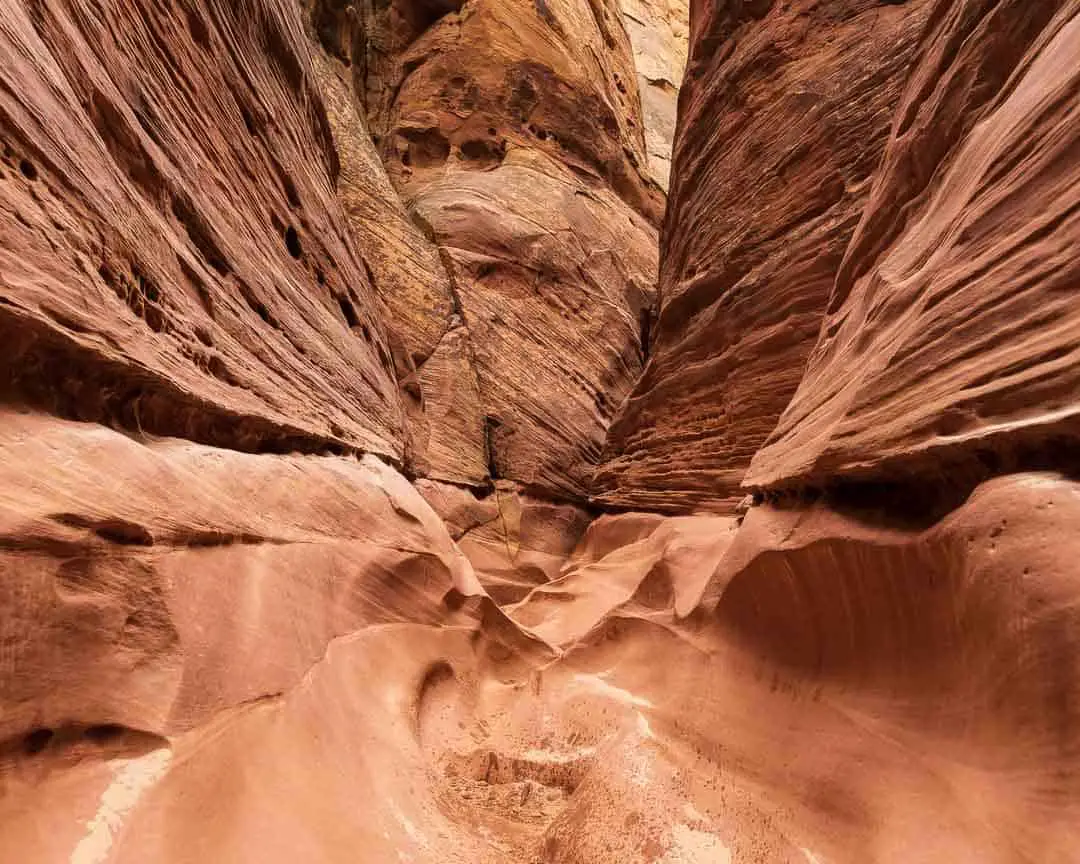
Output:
[0, 0, 407, 458]
[303, 0, 670, 501]
[597, 0, 1080, 515]
[595, 0, 938, 512]
[2, 0, 1080, 862]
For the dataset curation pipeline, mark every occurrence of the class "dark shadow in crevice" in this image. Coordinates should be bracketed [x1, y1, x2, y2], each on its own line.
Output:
[751, 431, 1080, 531]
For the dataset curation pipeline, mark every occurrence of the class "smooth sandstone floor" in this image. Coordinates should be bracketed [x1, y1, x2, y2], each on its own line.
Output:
[2, 420, 1077, 862]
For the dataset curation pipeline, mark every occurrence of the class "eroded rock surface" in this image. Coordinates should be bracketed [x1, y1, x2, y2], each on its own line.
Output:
[746, 0, 1080, 492]
[0, 409, 478, 742]
[0, 0, 407, 459]
[595, 0, 936, 512]
[345, 0, 667, 501]
[3, 0, 1080, 861]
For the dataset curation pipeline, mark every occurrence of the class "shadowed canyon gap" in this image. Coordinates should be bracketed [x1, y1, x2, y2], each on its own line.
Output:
[1, 0, 1079, 862]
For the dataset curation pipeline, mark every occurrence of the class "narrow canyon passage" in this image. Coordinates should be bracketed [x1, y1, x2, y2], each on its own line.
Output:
[1, 0, 1079, 862]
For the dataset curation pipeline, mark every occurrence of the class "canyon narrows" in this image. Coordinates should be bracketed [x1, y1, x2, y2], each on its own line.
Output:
[1, 0, 1079, 862]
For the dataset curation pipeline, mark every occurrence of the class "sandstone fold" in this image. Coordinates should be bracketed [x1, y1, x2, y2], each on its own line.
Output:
[0, 409, 477, 742]
[419, 478, 595, 604]
[7, 0, 1080, 860]
[0, 0, 407, 458]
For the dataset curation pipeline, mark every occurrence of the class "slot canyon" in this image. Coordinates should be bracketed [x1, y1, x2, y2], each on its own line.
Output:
[1, 0, 1078, 861]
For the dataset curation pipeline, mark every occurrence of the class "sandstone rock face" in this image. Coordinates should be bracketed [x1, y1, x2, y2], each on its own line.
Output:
[413, 156, 657, 498]
[344, 0, 667, 501]
[617, 0, 688, 189]
[595, 0, 936, 512]
[305, 11, 490, 486]
[0, 0, 407, 459]
[418, 479, 594, 604]
[5, 0, 1080, 861]
[0, 409, 476, 743]
[746, 0, 1080, 492]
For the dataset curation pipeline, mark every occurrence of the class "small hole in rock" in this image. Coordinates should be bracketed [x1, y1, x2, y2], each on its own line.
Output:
[337, 295, 360, 327]
[23, 728, 53, 755]
[85, 724, 125, 744]
[19, 160, 37, 180]
[401, 150, 412, 167]
[239, 103, 256, 135]
[285, 226, 302, 259]
[283, 177, 301, 208]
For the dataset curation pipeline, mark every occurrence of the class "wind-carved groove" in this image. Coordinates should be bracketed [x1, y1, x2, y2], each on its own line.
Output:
[1, 722, 168, 763]
[748, 431, 1080, 530]
[172, 192, 231, 276]
[0, 305, 379, 462]
[50, 513, 155, 546]
[43, 512, 296, 550]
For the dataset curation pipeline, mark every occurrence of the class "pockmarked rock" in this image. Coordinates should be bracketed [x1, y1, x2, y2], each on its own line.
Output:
[0, 0, 407, 458]
[352, 0, 663, 501]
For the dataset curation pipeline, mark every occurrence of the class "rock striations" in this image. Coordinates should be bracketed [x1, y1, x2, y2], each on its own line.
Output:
[2, 0, 1080, 861]
[0, 0, 407, 459]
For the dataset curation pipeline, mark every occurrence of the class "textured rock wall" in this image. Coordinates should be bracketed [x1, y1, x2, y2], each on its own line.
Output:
[328, 0, 669, 501]
[597, 0, 1080, 515]
[595, 0, 936, 512]
[747, 0, 1080, 493]
[0, 0, 408, 459]
[6, 0, 1080, 861]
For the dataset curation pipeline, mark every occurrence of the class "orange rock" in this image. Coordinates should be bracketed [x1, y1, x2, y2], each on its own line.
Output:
[747, 0, 1080, 492]
[0, 0, 407, 458]
[595, 0, 935, 512]
[349, 0, 667, 500]
[4, 0, 1080, 860]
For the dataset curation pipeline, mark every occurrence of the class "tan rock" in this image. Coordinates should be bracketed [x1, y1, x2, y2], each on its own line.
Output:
[371, 0, 662, 223]
[414, 151, 656, 499]
[0, 409, 476, 741]
[419, 479, 594, 604]
[305, 15, 489, 485]
[617, 0, 688, 189]
[507, 511, 737, 646]
[341, 0, 663, 501]
[5, 0, 1080, 861]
